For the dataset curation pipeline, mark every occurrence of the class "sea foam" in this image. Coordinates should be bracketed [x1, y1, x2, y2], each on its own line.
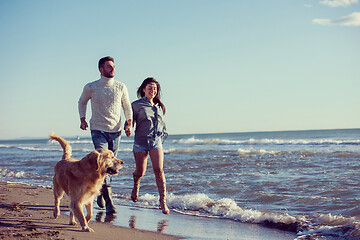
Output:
[132, 192, 360, 239]
[138, 193, 299, 227]
[0, 168, 26, 178]
[172, 137, 360, 146]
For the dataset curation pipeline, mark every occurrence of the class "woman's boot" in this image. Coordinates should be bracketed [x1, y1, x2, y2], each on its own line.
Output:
[131, 172, 142, 202]
[155, 169, 170, 214]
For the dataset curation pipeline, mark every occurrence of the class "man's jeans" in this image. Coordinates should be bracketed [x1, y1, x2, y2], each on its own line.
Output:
[91, 130, 121, 185]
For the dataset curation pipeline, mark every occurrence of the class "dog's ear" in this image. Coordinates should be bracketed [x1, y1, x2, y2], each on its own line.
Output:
[89, 150, 102, 171]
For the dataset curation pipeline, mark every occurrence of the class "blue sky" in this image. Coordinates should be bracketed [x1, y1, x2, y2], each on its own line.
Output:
[0, 0, 359, 139]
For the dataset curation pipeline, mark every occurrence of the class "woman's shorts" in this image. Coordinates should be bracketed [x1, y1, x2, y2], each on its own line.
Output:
[133, 137, 163, 153]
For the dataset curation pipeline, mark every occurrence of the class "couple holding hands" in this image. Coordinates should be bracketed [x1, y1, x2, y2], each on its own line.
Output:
[78, 56, 170, 215]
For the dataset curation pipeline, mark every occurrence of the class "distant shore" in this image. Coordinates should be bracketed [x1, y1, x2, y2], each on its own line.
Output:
[0, 182, 181, 240]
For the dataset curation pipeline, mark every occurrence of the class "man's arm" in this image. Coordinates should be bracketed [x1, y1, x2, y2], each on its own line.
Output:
[78, 84, 91, 130]
[121, 84, 133, 137]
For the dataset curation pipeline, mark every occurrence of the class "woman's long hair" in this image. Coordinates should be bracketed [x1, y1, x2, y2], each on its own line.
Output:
[137, 77, 166, 114]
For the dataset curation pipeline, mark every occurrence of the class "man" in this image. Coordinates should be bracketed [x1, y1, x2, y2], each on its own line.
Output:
[78, 56, 132, 214]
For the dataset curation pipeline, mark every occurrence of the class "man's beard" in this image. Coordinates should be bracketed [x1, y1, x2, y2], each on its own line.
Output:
[104, 71, 114, 78]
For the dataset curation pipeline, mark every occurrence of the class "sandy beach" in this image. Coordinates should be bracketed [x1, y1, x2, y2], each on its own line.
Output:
[0, 181, 297, 240]
[0, 182, 181, 240]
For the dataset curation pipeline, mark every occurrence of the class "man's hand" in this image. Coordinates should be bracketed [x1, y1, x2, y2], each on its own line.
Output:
[125, 120, 132, 137]
[80, 118, 88, 130]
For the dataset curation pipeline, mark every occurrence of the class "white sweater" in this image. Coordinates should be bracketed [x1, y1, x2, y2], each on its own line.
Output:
[78, 75, 132, 132]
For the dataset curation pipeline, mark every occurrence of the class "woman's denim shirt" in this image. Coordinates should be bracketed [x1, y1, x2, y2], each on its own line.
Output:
[131, 97, 168, 145]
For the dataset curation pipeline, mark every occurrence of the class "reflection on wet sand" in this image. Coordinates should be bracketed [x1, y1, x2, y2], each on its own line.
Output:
[129, 215, 136, 229]
[127, 215, 168, 233]
[157, 219, 169, 233]
[95, 211, 117, 223]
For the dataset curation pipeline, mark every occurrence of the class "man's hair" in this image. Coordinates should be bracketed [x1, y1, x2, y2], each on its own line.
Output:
[98, 56, 114, 70]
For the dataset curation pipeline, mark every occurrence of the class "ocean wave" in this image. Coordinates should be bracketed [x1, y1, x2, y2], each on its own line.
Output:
[0, 171, 53, 189]
[67, 139, 133, 144]
[0, 145, 89, 152]
[237, 148, 280, 155]
[132, 193, 360, 239]
[137, 193, 299, 229]
[66, 140, 93, 144]
[164, 148, 204, 154]
[172, 137, 245, 145]
[3, 143, 360, 160]
[333, 151, 360, 158]
[246, 138, 360, 146]
[0, 168, 27, 178]
[236, 149, 360, 159]
[295, 214, 360, 239]
[0, 143, 68, 152]
[172, 137, 360, 146]
[0, 144, 131, 153]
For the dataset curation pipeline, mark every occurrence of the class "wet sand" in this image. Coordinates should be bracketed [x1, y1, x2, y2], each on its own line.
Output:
[0, 181, 296, 239]
[0, 182, 181, 240]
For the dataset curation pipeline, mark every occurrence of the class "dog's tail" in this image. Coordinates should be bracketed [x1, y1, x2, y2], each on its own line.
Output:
[49, 132, 72, 160]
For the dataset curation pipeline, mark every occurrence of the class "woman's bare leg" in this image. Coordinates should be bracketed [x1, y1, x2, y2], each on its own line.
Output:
[131, 152, 148, 202]
[149, 149, 169, 214]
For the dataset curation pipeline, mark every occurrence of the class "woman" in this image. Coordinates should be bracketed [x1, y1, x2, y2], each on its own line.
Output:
[128, 77, 169, 214]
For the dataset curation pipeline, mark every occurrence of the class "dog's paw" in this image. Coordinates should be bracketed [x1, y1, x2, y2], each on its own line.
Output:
[69, 220, 77, 225]
[82, 226, 94, 232]
[53, 212, 59, 219]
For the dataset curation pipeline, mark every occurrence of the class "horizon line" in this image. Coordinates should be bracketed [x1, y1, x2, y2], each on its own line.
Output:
[1, 127, 359, 141]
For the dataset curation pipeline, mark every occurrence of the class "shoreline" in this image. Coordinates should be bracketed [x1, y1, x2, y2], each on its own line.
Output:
[0, 182, 181, 240]
[0, 182, 296, 240]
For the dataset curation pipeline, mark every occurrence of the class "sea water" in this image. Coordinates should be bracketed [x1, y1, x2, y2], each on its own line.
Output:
[1, 129, 359, 239]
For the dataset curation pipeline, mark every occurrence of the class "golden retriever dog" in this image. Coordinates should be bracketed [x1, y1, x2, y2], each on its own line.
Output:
[50, 132, 124, 232]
